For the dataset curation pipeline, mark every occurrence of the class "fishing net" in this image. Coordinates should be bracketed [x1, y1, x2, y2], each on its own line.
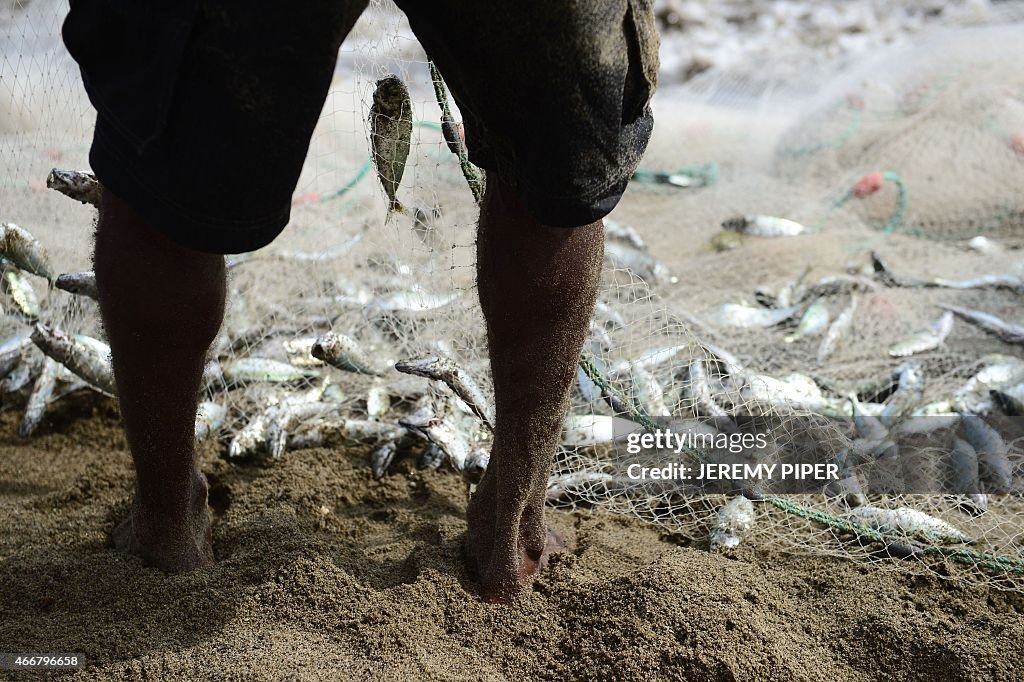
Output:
[3, 0, 1024, 590]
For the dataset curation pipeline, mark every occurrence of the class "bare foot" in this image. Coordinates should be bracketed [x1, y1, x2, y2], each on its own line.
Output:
[111, 471, 214, 573]
[465, 477, 575, 603]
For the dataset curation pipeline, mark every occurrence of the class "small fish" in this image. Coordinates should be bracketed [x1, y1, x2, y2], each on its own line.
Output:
[1, 359, 35, 394]
[817, 295, 858, 363]
[722, 214, 806, 237]
[399, 411, 472, 473]
[991, 388, 1024, 416]
[607, 344, 687, 379]
[825, 449, 866, 508]
[55, 271, 98, 300]
[366, 290, 458, 317]
[948, 438, 988, 515]
[849, 506, 972, 544]
[801, 274, 878, 300]
[929, 275, 1024, 294]
[281, 336, 323, 368]
[561, 415, 640, 447]
[940, 304, 1024, 345]
[0, 223, 53, 280]
[312, 332, 383, 376]
[708, 302, 801, 329]
[228, 411, 271, 459]
[684, 359, 731, 420]
[630, 362, 670, 417]
[593, 301, 626, 330]
[546, 471, 619, 502]
[370, 441, 399, 479]
[46, 168, 101, 206]
[784, 301, 829, 343]
[952, 355, 1024, 414]
[417, 443, 445, 470]
[394, 355, 494, 429]
[266, 401, 341, 458]
[18, 357, 60, 437]
[369, 74, 413, 216]
[961, 415, 1013, 493]
[709, 496, 755, 550]
[30, 323, 116, 396]
[366, 383, 390, 418]
[604, 241, 674, 285]
[2, 268, 40, 320]
[0, 333, 32, 377]
[219, 358, 319, 387]
[888, 311, 954, 357]
[462, 448, 489, 485]
[194, 401, 227, 442]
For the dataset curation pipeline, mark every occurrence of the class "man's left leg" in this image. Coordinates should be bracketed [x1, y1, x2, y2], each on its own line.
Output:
[467, 173, 604, 603]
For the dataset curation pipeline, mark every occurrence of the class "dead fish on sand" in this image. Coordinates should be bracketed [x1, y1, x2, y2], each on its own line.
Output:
[784, 300, 829, 343]
[394, 355, 494, 429]
[948, 437, 988, 515]
[707, 302, 801, 329]
[817, 295, 858, 363]
[194, 401, 227, 443]
[216, 357, 319, 388]
[709, 496, 756, 550]
[2, 267, 40, 320]
[604, 240, 675, 284]
[849, 505, 972, 545]
[940, 304, 1024, 345]
[961, 415, 1013, 493]
[888, 310, 954, 357]
[369, 74, 413, 217]
[722, 214, 806, 237]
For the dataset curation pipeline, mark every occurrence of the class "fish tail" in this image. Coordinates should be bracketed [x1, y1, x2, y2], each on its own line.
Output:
[389, 199, 405, 215]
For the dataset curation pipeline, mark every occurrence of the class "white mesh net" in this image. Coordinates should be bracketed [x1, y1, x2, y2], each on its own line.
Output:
[4, 0, 1024, 590]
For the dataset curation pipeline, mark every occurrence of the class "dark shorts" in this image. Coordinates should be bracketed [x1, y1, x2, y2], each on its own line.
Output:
[63, 0, 659, 254]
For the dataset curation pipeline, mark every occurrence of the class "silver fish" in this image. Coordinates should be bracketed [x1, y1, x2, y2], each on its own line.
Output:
[685, 359, 731, 419]
[266, 401, 341, 458]
[849, 506, 972, 544]
[722, 214, 806, 237]
[194, 401, 227, 443]
[2, 268, 39, 320]
[561, 415, 641, 447]
[606, 344, 687, 379]
[47, 168, 101, 206]
[369, 74, 413, 215]
[394, 355, 494, 430]
[55, 271, 98, 300]
[948, 438, 988, 515]
[281, 336, 323, 368]
[966, 236, 1003, 255]
[399, 411, 472, 473]
[18, 357, 60, 437]
[462, 448, 489, 485]
[929, 275, 1024, 294]
[708, 302, 801, 329]
[991, 388, 1024, 416]
[940, 304, 1024, 345]
[952, 355, 1024, 414]
[30, 323, 116, 396]
[0, 333, 32, 377]
[219, 358, 319, 387]
[709, 496, 756, 550]
[0, 223, 53, 280]
[312, 332, 383, 376]
[784, 300, 829, 343]
[801, 274, 878, 300]
[630, 362, 670, 417]
[961, 416, 1013, 493]
[370, 441, 399, 479]
[366, 382, 390, 418]
[417, 443, 445, 470]
[888, 311, 954, 357]
[817, 295, 858, 363]
[366, 290, 458, 317]
[604, 241, 674, 285]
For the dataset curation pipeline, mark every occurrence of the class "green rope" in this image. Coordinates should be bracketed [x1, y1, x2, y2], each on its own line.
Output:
[428, 61, 484, 204]
[319, 158, 373, 203]
[766, 497, 1024, 576]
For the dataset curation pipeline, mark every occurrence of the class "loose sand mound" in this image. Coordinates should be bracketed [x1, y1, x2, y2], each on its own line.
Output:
[1, 400, 1022, 681]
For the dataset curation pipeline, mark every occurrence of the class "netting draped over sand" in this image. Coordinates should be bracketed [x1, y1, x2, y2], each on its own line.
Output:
[3, 1, 1024, 590]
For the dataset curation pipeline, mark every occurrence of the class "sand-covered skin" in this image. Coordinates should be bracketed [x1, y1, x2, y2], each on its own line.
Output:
[0, 399, 1022, 681]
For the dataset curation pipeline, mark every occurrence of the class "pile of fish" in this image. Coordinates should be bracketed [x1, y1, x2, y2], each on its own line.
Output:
[4, 167, 1021, 565]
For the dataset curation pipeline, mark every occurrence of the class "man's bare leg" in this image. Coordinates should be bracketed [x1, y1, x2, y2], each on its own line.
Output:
[468, 174, 603, 602]
[95, 188, 225, 572]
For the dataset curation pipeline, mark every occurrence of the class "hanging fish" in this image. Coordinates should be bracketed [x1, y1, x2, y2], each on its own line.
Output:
[369, 74, 413, 217]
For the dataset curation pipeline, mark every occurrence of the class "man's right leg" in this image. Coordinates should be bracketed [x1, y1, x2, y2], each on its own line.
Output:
[95, 188, 226, 573]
